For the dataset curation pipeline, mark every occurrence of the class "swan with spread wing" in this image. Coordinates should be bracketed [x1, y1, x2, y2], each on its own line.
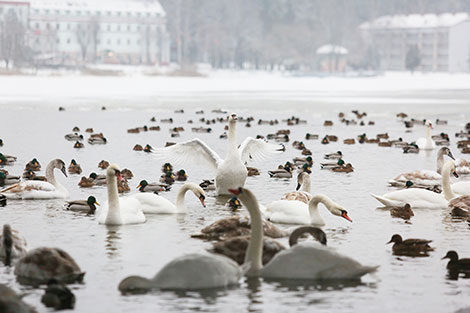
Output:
[154, 113, 284, 195]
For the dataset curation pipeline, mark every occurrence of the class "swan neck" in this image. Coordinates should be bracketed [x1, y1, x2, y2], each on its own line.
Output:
[308, 195, 330, 226]
[175, 184, 191, 209]
[245, 194, 264, 275]
[227, 121, 238, 154]
[442, 163, 455, 200]
[106, 174, 121, 221]
[301, 176, 311, 193]
[436, 151, 444, 174]
[426, 125, 432, 143]
[45, 162, 57, 187]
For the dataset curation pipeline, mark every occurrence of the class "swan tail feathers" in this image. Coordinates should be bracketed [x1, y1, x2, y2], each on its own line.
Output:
[370, 193, 401, 207]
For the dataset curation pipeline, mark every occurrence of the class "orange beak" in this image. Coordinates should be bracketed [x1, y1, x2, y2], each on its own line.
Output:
[342, 212, 352, 222]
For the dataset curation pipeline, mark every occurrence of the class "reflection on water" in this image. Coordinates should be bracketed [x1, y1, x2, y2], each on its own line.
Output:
[105, 226, 122, 259]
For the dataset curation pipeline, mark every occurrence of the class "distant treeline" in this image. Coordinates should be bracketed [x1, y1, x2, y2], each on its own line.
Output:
[159, 0, 470, 70]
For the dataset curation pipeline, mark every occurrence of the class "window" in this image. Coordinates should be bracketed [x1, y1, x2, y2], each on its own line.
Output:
[127, 25, 130, 31]
[67, 23, 71, 30]
[127, 39, 131, 45]
[36, 22, 40, 29]
[66, 10, 70, 15]
[137, 39, 140, 44]
[107, 11, 111, 16]
[56, 23, 60, 30]
[77, 10, 81, 16]
[46, 23, 50, 30]
[117, 25, 120, 31]
[107, 39, 111, 44]
[107, 24, 111, 31]
[117, 11, 121, 16]
[137, 25, 140, 31]
[67, 38, 71, 44]
[117, 39, 120, 45]
[56, 38, 60, 44]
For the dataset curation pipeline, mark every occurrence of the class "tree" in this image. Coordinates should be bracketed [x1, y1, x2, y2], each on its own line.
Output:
[76, 16, 101, 63]
[405, 44, 421, 73]
[0, 10, 27, 69]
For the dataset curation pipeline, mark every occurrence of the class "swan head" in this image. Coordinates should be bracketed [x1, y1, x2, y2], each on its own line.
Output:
[289, 226, 327, 247]
[425, 120, 433, 129]
[439, 147, 455, 160]
[387, 234, 403, 244]
[326, 200, 352, 222]
[106, 164, 122, 181]
[53, 159, 68, 177]
[443, 160, 459, 178]
[118, 275, 153, 294]
[296, 172, 310, 190]
[191, 184, 206, 207]
[229, 113, 238, 124]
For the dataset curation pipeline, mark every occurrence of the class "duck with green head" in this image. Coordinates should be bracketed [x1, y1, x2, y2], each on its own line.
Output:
[0, 153, 17, 165]
[137, 180, 170, 193]
[160, 172, 175, 185]
[0, 172, 20, 187]
[65, 196, 100, 215]
[25, 158, 41, 171]
[68, 159, 82, 175]
[176, 169, 188, 181]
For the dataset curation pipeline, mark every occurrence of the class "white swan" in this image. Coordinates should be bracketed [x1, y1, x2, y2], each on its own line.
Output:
[280, 172, 312, 204]
[230, 187, 377, 280]
[130, 182, 206, 214]
[118, 253, 242, 292]
[388, 147, 454, 186]
[154, 113, 283, 195]
[0, 224, 28, 266]
[97, 164, 146, 225]
[371, 160, 458, 208]
[263, 194, 352, 226]
[0, 159, 69, 199]
[416, 120, 436, 150]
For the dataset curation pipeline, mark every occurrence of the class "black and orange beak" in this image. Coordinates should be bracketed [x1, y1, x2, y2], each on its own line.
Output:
[453, 170, 459, 178]
[342, 211, 352, 222]
[199, 196, 206, 208]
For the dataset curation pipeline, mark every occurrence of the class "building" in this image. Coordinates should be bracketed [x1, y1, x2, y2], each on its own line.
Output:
[359, 13, 470, 72]
[0, 0, 170, 66]
[316, 45, 348, 72]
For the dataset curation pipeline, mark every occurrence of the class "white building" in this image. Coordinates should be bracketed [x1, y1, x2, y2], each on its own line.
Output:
[1, 0, 170, 66]
[360, 13, 470, 72]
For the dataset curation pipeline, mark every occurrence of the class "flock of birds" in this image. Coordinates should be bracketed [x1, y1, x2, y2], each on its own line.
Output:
[1, 110, 470, 312]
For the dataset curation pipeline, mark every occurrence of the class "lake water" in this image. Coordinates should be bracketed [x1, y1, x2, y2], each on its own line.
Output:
[1, 76, 470, 313]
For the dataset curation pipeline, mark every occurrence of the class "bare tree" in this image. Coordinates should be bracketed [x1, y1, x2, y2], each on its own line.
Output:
[75, 16, 100, 63]
[76, 23, 90, 62]
[0, 10, 27, 69]
[89, 16, 100, 63]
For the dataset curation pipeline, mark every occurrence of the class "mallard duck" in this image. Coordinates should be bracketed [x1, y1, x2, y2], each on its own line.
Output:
[161, 163, 173, 173]
[176, 169, 188, 181]
[65, 196, 99, 214]
[0, 171, 20, 186]
[199, 179, 215, 191]
[321, 136, 329, 144]
[160, 172, 175, 184]
[149, 126, 160, 131]
[72, 127, 80, 132]
[137, 180, 170, 193]
[68, 159, 82, 175]
[64, 133, 83, 141]
[332, 163, 354, 173]
[226, 196, 242, 210]
[161, 118, 173, 123]
[323, 120, 333, 126]
[343, 138, 355, 144]
[324, 151, 342, 160]
[89, 172, 106, 185]
[78, 176, 94, 188]
[247, 166, 260, 176]
[24, 158, 40, 171]
[397, 112, 408, 118]
[144, 144, 153, 153]
[98, 160, 109, 169]
[305, 133, 319, 140]
[0, 195, 5, 206]
[390, 203, 414, 220]
[14, 247, 85, 284]
[321, 158, 345, 169]
[192, 127, 212, 133]
[117, 179, 130, 193]
[377, 133, 389, 139]
[442, 251, 470, 272]
[387, 234, 434, 256]
[121, 168, 133, 180]
[268, 163, 293, 178]
[22, 170, 47, 181]
[292, 141, 306, 150]
[403, 144, 419, 153]
[88, 137, 107, 144]
[85, 128, 93, 133]
[133, 144, 143, 151]
[73, 141, 84, 149]
[293, 156, 313, 168]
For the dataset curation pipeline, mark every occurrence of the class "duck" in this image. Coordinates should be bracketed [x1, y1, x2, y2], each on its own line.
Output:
[65, 196, 99, 215]
[0, 284, 36, 313]
[14, 247, 85, 284]
[73, 141, 84, 149]
[389, 147, 455, 186]
[78, 176, 95, 188]
[264, 194, 352, 226]
[129, 182, 205, 214]
[89, 172, 106, 185]
[154, 113, 283, 195]
[268, 165, 293, 178]
[389, 180, 441, 193]
[227, 196, 242, 210]
[161, 162, 173, 173]
[96, 164, 146, 225]
[0, 224, 28, 266]
[0, 153, 17, 165]
[332, 163, 354, 173]
[387, 234, 433, 256]
[133, 144, 143, 151]
[149, 126, 160, 131]
[371, 160, 457, 209]
[1, 159, 69, 200]
[137, 180, 170, 193]
[191, 216, 288, 241]
[416, 120, 436, 150]
[118, 251, 242, 293]
[64, 133, 83, 141]
[160, 172, 175, 184]
[448, 195, 470, 217]
[121, 168, 134, 180]
[442, 251, 470, 272]
[199, 179, 215, 191]
[293, 156, 313, 168]
[455, 158, 470, 175]
[343, 139, 355, 145]
[403, 144, 419, 154]
[68, 159, 82, 175]
[0, 195, 5, 206]
[85, 128, 93, 133]
[98, 160, 109, 169]
[230, 187, 377, 280]
[88, 137, 107, 144]
[0, 171, 20, 186]
[175, 169, 188, 181]
[41, 279, 76, 310]
[321, 158, 345, 169]
[247, 167, 260, 176]
[390, 203, 414, 220]
[22, 170, 47, 181]
[25, 158, 41, 171]
[324, 151, 342, 160]
[143, 144, 153, 153]
[280, 172, 312, 204]
[305, 133, 319, 140]
[0, 139, 3, 146]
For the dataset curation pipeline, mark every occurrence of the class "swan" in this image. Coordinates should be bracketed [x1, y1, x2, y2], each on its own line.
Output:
[0, 224, 28, 266]
[14, 247, 85, 284]
[263, 194, 352, 226]
[388, 147, 454, 186]
[229, 187, 377, 280]
[280, 172, 312, 204]
[96, 164, 146, 225]
[371, 160, 458, 208]
[118, 252, 243, 292]
[416, 120, 436, 150]
[0, 284, 36, 313]
[0, 159, 69, 199]
[130, 182, 206, 214]
[154, 113, 284, 195]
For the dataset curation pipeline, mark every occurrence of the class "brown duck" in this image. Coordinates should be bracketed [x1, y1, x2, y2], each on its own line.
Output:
[387, 234, 434, 256]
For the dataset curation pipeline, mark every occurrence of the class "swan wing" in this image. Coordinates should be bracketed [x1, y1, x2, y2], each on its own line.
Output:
[1, 181, 60, 199]
[371, 189, 447, 208]
[265, 200, 310, 225]
[452, 182, 470, 196]
[131, 193, 177, 214]
[238, 137, 284, 164]
[153, 139, 222, 172]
